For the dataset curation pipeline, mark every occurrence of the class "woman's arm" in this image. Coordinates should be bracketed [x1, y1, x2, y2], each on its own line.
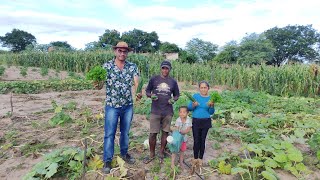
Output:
[187, 94, 199, 111]
[208, 106, 215, 115]
[187, 100, 194, 111]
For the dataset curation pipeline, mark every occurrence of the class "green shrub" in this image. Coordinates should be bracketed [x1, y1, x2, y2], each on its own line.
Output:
[0, 66, 5, 77]
[85, 66, 106, 82]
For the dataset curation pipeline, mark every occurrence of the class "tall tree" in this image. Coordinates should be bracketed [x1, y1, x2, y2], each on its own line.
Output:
[185, 38, 218, 62]
[121, 29, 160, 53]
[237, 33, 275, 65]
[178, 50, 198, 64]
[50, 41, 72, 50]
[98, 29, 121, 48]
[264, 24, 320, 66]
[213, 40, 239, 64]
[84, 41, 104, 51]
[159, 42, 180, 53]
[0, 29, 36, 52]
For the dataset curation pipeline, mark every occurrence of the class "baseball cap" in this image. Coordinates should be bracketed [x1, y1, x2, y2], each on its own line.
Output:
[160, 60, 172, 70]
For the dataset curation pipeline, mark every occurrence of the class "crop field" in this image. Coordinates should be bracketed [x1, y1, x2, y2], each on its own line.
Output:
[0, 53, 320, 180]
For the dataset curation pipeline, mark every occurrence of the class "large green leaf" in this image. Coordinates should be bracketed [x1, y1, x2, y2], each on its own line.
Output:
[294, 129, 306, 138]
[273, 152, 287, 163]
[45, 162, 58, 178]
[295, 163, 307, 172]
[265, 166, 277, 176]
[261, 171, 277, 180]
[264, 158, 279, 168]
[287, 148, 303, 162]
[247, 144, 262, 156]
[231, 167, 248, 175]
[238, 159, 263, 168]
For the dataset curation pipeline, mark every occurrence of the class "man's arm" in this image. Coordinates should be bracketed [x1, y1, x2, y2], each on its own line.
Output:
[145, 78, 153, 97]
[134, 75, 140, 96]
[172, 80, 180, 101]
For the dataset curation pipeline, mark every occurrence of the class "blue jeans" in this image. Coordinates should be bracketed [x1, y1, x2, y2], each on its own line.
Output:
[103, 105, 133, 162]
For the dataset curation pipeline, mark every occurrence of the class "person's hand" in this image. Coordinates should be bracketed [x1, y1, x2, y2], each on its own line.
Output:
[192, 101, 199, 107]
[207, 101, 214, 107]
[179, 129, 184, 134]
[136, 93, 142, 101]
[151, 94, 158, 101]
[168, 98, 175, 104]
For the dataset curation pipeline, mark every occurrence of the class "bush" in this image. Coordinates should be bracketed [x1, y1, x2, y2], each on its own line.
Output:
[85, 66, 106, 82]
[0, 66, 5, 77]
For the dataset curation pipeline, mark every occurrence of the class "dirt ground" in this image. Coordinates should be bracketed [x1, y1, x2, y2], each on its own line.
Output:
[0, 89, 241, 180]
[0, 66, 319, 180]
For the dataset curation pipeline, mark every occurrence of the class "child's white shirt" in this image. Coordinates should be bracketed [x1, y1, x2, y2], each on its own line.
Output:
[175, 116, 192, 142]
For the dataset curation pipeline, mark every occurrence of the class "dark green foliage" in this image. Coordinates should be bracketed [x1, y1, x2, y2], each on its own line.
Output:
[40, 67, 49, 76]
[308, 131, 320, 160]
[20, 66, 28, 77]
[183, 91, 196, 102]
[210, 91, 222, 103]
[121, 29, 160, 53]
[264, 24, 320, 66]
[185, 38, 218, 62]
[85, 66, 107, 81]
[49, 111, 72, 126]
[0, 65, 5, 77]
[23, 147, 94, 180]
[136, 78, 145, 93]
[159, 42, 180, 53]
[97, 29, 121, 48]
[0, 28, 36, 52]
[0, 79, 93, 94]
[178, 50, 198, 64]
[50, 41, 72, 50]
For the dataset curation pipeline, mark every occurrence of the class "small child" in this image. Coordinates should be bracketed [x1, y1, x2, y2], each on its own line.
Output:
[171, 106, 192, 169]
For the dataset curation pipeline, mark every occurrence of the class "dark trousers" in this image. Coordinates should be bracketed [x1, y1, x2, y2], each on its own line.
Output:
[192, 126, 209, 159]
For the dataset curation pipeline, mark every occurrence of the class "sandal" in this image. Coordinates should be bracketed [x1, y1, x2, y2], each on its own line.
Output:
[143, 156, 155, 164]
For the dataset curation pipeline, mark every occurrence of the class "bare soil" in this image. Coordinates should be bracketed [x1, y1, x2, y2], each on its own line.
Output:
[0, 66, 76, 81]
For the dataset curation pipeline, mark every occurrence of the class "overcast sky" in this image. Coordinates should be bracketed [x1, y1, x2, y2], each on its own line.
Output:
[0, 0, 319, 49]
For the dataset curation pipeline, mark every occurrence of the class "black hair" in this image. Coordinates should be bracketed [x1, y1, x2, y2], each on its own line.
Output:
[198, 80, 210, 88]
[179, 106, 188, 112]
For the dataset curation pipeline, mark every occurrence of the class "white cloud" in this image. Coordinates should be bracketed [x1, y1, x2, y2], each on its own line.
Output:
[1, 0, 320, 50]
[103, 0, 130, 9]
[117, 0, 320, 47]
[0, 7, 109, 49]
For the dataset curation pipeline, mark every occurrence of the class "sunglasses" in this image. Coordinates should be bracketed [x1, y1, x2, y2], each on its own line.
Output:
[117, 49, 128, 54]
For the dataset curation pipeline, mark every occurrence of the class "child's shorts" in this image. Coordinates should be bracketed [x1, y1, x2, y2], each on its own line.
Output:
[180, 142, 187, 152]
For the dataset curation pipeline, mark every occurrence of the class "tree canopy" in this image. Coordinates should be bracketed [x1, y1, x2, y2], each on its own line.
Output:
[1, 25, 320, 66]
[159, 42, 180, 53]
[50, 41, 72, 50]
[185, 38, 218, 62]
[264, 24, 320, 66]
[121, 29, 160, 53]
[98, 29, 121, 48]
[213, 40, 239, 64]
[0, 29, 36, 52]
[237, 33, 275, 65]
